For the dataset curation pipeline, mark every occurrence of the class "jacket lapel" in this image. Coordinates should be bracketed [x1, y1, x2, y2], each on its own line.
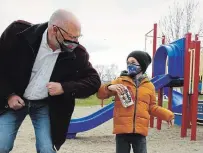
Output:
[57, 51, 76, 62]
[18, 22, 48, 57]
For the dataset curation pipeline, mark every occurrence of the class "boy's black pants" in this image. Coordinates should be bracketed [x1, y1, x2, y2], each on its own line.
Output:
[116, 133, 147, 153]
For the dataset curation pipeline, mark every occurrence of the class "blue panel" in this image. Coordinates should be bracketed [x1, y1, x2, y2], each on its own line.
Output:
[174, 114, 182, 126]
[198, 101, 203, 115]
[153, 74, 172, 90]
[199, 83, 202, 93]
[153, 38, 185, 77]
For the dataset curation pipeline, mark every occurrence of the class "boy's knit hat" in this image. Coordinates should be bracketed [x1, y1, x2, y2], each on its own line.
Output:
[127, 51, 152, 73]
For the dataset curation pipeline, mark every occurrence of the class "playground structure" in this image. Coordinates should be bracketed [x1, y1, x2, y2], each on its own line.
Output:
[66, 24, 203, 141]
[146, 24, 203, 141]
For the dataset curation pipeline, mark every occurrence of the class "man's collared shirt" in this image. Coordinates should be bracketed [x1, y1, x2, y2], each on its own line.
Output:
[24, 29, 61, 100]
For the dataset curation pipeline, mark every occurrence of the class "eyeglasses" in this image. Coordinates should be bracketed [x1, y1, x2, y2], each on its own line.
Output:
[53, 25, 82, 41]
[127, 62, 140, 66]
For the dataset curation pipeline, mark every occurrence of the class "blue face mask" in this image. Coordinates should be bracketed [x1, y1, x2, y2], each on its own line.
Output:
[127, 64, 142, 77]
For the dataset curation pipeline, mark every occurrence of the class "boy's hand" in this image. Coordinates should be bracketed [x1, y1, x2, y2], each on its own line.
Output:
[167, 119, 174, 128]
[108, 84, 126, 95]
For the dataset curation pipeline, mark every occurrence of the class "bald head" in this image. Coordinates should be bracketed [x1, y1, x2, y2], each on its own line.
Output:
[48, 9, 81, 29]
[47, 9, 81, 51]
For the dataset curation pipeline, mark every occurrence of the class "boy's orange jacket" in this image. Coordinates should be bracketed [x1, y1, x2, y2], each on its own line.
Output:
[97, 76, 174, 136]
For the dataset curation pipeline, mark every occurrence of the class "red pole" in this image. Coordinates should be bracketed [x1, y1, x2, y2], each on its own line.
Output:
[153, 24, 157, 56]
[195, 34, 199, 41]
[101, 100, 104, 107]
[156, 35, 165, 130]
[157, 88, 163, 130]
[150, 23, 157, 128]
[156, 35, 166, 130]
[168, 87, 173, 111]
[191, 40, 200, 140]
[181, 33, 192, 137]
[188, 95, 192, 129]
[162, 35, 166, 44]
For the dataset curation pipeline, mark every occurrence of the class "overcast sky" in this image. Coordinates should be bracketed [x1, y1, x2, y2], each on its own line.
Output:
[0, 0, 202, 76]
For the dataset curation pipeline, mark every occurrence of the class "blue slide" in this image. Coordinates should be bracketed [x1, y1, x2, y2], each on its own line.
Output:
[164, 88, 203, 124]
[164, 88, 183, 113]
[67, 102, 114, 138]
[67, 74, 176, 138]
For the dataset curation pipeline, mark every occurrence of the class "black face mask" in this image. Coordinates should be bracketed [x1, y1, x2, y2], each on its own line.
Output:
[54, 25, 79, 52]
[56, 36, 79, 52]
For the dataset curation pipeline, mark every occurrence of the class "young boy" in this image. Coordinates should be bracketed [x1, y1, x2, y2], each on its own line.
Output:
[97, 51, 174, 153]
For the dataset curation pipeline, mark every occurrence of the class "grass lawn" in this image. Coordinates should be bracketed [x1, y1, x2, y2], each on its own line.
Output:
[75, 94, 203, 107]
[75, 95, 113, 106]
[199, 95, 203, 100]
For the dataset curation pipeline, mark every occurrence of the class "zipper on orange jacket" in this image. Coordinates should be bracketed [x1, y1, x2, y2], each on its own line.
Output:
[133, 84, 138, 133]
[122, 79, 137, 133]
[122, 77, 149, 133]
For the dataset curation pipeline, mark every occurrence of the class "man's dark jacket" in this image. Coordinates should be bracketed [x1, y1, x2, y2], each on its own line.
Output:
[0, 20, 101, 150]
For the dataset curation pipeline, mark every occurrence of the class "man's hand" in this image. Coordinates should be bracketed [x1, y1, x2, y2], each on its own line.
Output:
[8, 95, 25, 110]
[47, 82, 64, 96]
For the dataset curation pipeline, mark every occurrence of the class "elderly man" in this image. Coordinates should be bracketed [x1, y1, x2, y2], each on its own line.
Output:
[0, 9, 101, 153]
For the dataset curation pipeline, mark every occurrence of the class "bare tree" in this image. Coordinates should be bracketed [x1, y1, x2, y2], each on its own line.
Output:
[105, 64, 119, 81]
[197, 21, 203, 35]
[159, 0, 203, 43]
[94, 64, 119, 83]
[94, 64, 106, 82]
